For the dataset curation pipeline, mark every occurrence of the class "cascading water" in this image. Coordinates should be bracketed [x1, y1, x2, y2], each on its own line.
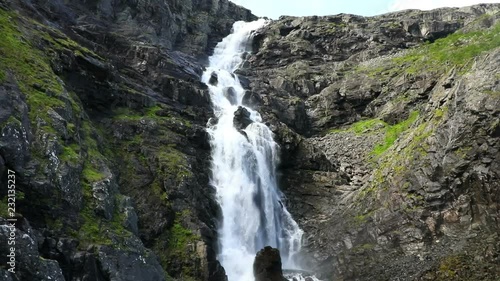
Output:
[201, 19, 306, 281]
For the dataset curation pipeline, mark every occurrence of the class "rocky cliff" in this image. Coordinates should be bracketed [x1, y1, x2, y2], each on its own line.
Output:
[0, 1, 499, 281]
[0, 0, 254, 280]
[241, 4, 500, 281]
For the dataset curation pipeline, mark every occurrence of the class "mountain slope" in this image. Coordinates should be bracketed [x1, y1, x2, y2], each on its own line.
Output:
[241, 4, 500, 280]
[0, 0, 254, 280]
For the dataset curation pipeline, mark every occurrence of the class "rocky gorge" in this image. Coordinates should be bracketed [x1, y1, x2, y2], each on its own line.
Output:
[0, 0, 499, 281]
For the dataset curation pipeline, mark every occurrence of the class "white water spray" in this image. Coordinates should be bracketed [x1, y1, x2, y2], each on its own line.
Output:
[201, 20, 305, 281]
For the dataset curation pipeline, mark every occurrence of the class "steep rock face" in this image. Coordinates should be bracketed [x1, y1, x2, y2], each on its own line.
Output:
[13, 0, 255, 59]
[242, 4, 500, 281]
[0, 0, 254, 280]
[242, 4, 500, 136]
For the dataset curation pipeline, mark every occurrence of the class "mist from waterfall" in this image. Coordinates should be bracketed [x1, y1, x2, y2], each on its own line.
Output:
[201, 19, 305, 281]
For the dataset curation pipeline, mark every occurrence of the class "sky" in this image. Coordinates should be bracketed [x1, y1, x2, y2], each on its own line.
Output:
[230, 0, 500, 19]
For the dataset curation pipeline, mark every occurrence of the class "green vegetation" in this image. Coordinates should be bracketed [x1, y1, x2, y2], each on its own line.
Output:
[0, 68, 5, 82]
[354, 210, 374, 224]
[372, 111, 420, 156]
[352, 243, 376, 253]
[455, 146, 472, 159]
[153, 211, 201, 279]
[60, 144, 80, 164]
[76, 200, 133, 248]
[0, 198, 10, 218]
[356, 22, 500, 79]
[168, 215, 197, 251]
[73, 119, 135, 248]
[435, 255, 464, 280]
[151, 180, 170, 204]
[0, 191, 25, 218]
[77, 176, 132, 248]
[82, 166, 105, 182]
[113, 105, 161, 121]
[351, 119, 386, 134]
[113, 105, 192, 127]
[329, 118, 385, 134]
[483, 90, 500, 96]
[167, 212, 200, 277]
[0, 8, 65, 124]
[393, 23, 500, 74]
[330, 111, 420, 156]
[325, 22, 347, 33]
[156, 146, 192, 181]
[365, 106, 448, 208]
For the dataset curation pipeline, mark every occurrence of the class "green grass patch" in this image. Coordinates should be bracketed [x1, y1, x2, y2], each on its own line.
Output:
[329, 118, 386, 134]
[156, 146, 192, 181]
[82, 166, 105, 182]
[113, 105, 160, 121]
[0, 69, 5, 82]
[393, 23, 500, 74]
[329, 112, 419, 156]
[168, 218, 197, 251]
[351, 119, 386, 134]
[60, 144, 80, 164]
[372, 111, 420, 156]
[113, 104, 193, 128]
[0, 8, 66, 125]
[483, 90, 500, 96]
[76, 189, 133, 248]
[356, 22, 500, 79]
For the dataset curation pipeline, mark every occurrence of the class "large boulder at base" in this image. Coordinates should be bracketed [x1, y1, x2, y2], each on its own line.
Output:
[253, 246, 287, 281]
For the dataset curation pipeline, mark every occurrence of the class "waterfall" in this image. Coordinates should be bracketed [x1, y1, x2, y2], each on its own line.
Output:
[201, 19, 304, 281]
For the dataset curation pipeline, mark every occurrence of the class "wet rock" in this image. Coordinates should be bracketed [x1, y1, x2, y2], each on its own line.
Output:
[223, 87, 238, 105]
[118, 196, 139, 236]
[242, 91, 262, 108]
[237, 74, 252, 89]
[208, 117, 219, 127]
[253, 246, 287, 281]
[233, 106, 253, 130]
[209, 72, 219, 86]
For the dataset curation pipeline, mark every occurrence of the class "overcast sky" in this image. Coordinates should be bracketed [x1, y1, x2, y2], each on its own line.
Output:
[230, 0, 500, 19]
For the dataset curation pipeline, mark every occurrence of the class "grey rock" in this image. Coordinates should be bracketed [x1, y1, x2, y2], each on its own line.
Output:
[223, 87, 238, 105]
[233, 106, 253, 130]
[209, 72, 219, 86]
[253, 246, 287, 281]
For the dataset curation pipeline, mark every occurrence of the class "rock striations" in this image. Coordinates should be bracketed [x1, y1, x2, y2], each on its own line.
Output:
[0, 0, 253, 280]
[0, 0, 499, 281]
[242, 3, 500, 281]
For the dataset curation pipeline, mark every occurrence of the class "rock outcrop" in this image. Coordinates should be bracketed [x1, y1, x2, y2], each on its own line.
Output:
[242, 4, 500, 281]
[0, 0, 253, 280]
[234, 106, 253, 130]
[253, 246, 287, 281]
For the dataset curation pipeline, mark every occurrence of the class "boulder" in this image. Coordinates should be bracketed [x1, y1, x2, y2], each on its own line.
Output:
[209, 72, 218, 86]
[253, 246, 287, 281]
[223, 87, 238, 105]
[242, 91, 262, 108]
[233, 106, 253, 130]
